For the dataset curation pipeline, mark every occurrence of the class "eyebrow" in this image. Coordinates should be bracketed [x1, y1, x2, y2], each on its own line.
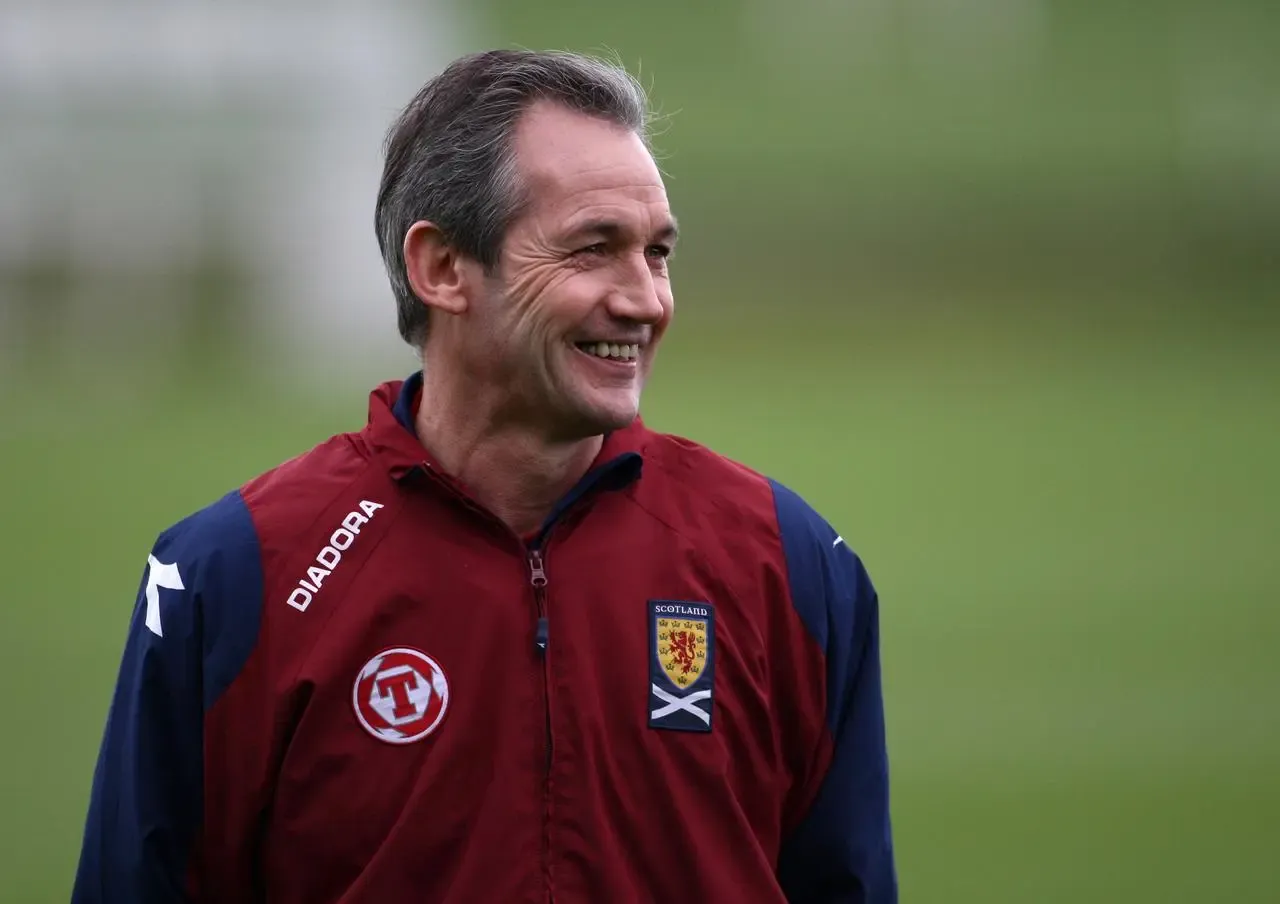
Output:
[563, 217, 680, 246]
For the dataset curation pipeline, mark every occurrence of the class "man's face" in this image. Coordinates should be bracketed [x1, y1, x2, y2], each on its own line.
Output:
[464, 101, 676, 441]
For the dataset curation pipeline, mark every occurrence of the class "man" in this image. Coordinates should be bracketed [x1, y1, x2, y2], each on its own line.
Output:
[72, 49, 896, 903]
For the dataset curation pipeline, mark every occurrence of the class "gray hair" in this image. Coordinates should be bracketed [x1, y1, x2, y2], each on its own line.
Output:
[375, 49, 654, 348]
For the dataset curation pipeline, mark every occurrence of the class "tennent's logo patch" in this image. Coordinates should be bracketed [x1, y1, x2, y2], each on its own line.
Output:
[649, 601, 715, 732]
[353, 647, 450, 744]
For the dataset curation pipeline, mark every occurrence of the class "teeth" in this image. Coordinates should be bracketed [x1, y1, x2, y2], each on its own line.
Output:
[581, 342, 640, 361]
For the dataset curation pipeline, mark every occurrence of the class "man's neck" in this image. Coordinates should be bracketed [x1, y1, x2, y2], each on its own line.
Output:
[413, 378, 603, 538]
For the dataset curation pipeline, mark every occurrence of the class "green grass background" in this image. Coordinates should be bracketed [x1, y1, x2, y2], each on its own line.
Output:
[3, 285, 1277, 902]
[3, 0, 1279, 900]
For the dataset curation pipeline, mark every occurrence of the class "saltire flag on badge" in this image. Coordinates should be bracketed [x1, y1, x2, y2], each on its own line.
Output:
[648, 600, 715, 732]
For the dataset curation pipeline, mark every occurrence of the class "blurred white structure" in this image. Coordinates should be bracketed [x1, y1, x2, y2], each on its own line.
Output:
[0, 0, 474, 385]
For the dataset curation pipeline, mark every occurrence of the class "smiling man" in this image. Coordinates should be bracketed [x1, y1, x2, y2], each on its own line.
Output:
[72, 50, 896, 904]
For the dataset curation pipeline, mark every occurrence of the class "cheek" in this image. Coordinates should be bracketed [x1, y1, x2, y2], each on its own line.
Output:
[536, 276, 601, 332]
[498, 298, 568, 377]
[508, 298, 564, 349]
[505, 266, 587, 328]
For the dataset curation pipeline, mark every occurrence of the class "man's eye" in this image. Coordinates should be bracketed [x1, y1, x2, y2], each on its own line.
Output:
[646, 244, 672, 260]
[576, 243, 607, 256]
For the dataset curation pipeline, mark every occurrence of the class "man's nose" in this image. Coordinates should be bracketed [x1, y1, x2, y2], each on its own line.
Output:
[607, 252, 667, 324]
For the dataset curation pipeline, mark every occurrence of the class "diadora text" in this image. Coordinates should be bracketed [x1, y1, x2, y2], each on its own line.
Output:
[286, 500, 384, 612]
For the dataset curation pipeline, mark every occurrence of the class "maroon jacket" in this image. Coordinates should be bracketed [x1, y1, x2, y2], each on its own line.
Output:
[73, 373, 896, 902]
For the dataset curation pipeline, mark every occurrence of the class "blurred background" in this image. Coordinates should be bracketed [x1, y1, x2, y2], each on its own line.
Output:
[1, 0, 1277, 900]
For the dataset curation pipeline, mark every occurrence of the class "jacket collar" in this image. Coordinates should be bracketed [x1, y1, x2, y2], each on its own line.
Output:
[364, 370, 648, 501]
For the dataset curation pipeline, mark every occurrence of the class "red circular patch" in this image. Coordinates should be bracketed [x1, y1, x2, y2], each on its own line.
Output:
[352, 647, 450, 744]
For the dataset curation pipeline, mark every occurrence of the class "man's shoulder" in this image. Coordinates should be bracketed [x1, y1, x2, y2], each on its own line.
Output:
[642, 429, 767, 493]
[639, 428, 837, 538]
[155, 426, 376, 566]
[240, 428, 377, 526]
[637, 429, 873, 653]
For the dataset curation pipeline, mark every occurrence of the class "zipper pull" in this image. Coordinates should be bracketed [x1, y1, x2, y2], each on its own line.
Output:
[529, 549, 549, 655]
[528, 549, 548, 589]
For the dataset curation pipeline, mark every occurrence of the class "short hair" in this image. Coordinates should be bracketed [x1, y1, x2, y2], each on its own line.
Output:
[375, 49, 653, 348]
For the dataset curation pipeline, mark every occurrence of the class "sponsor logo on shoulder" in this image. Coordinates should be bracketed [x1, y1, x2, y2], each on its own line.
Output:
[287, 499, 384, 612]
[353, 647, 450, 744]
[648, 600, 716, 733]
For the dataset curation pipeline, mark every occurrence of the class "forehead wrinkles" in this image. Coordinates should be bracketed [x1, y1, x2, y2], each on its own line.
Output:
[514, 123, 663, 195]
[522, 161, 667, 217]
[514, 104, 652, 174]
[556, 190, 671, 234]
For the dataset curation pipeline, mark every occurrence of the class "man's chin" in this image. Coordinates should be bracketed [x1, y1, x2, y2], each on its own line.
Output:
[550, 361, 644, 436]
[558, 393, 640, 439]
[584, 406, 639, 437]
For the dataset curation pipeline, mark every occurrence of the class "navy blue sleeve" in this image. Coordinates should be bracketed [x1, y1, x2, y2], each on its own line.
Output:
[771, 480, 897, 904]
[72, 491, 264, 904]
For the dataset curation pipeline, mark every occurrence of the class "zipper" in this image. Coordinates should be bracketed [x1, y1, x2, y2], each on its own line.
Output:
[529, 548, 549, 654]
[412, 458, 636, 903]
[526, 547, 551, 769]
[527, 546, 553, 900]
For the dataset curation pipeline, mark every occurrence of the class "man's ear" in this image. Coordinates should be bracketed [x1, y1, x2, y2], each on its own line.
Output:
[404, 221, 470, 316]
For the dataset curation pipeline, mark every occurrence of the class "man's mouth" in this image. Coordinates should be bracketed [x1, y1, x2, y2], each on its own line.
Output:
[574, 341, 641, 362]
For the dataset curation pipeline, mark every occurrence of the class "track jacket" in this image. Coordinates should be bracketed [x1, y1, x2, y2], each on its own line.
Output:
[72, 372, 896, 903]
